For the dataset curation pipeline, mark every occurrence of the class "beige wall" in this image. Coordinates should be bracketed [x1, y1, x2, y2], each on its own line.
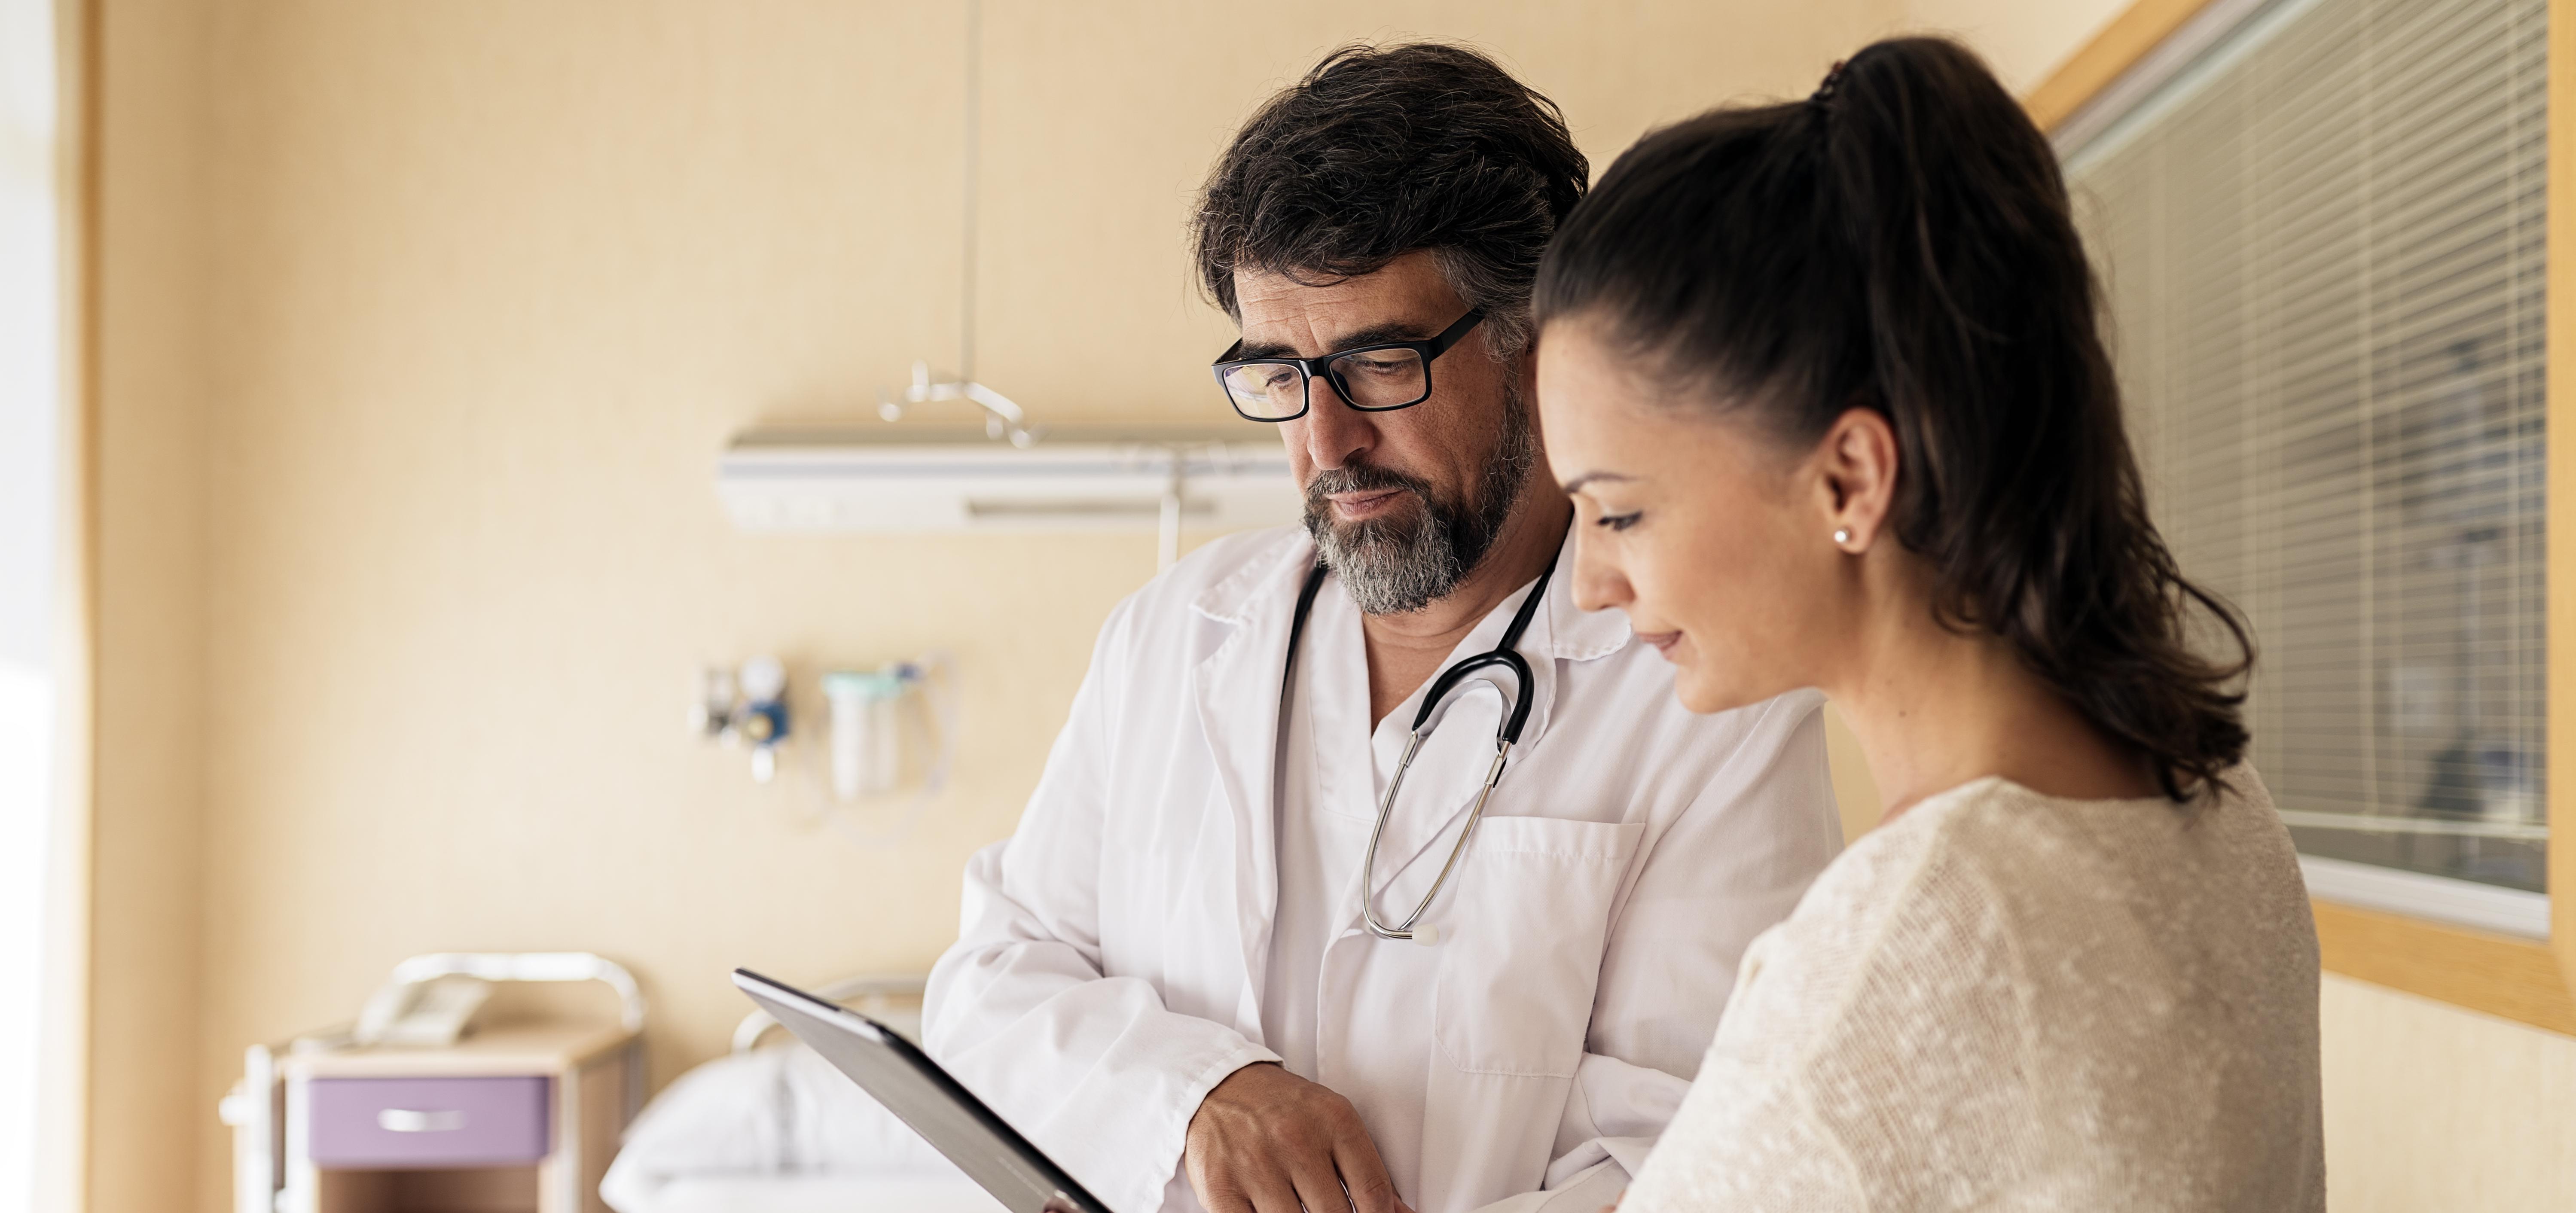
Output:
[90, 3, 210, 1213]
[86, 3, 1926, 1210]
[2320, 975, 2576, 1210]
[1904, 0, 2126, 92]
[81, 1, 2576, 1211]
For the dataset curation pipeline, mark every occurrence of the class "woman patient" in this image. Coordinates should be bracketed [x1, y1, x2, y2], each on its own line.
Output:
[1529, 37, 2325, 1211]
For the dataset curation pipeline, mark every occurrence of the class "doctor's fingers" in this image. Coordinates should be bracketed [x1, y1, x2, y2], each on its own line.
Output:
[1189, 1164, 1289, 1213]
[1329, 1137, 1407, 1213]
[1288, 1160, 1358, 1213]
[1242, 1161, 1317, 1213]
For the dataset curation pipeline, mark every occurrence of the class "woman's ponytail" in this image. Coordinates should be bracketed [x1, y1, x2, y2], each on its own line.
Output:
[1538, 37, 2253, 801]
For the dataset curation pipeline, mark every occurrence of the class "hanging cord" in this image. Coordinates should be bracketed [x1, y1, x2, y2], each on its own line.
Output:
[960, 0, 980, 385]
[874, 0, 1039, 447]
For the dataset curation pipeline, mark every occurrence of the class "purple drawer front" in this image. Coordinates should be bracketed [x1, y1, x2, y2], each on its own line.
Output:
[308, 1076, 552, 1168]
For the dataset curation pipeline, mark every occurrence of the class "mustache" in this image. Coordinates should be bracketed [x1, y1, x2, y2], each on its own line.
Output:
[1304, 460, 1436, 509]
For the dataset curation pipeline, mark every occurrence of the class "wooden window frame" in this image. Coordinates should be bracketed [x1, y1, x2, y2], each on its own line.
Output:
[2030, 0, 2576, 1035]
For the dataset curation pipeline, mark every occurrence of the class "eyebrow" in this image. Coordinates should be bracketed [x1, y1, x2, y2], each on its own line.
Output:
[1233, 320, 1437, 363]
[1559, 471, 1638, 494]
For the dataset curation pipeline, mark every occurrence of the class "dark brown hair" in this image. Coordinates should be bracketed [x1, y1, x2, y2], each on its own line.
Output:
[1193, 43, 1588, 359]
[1534, 37, 2252, 800]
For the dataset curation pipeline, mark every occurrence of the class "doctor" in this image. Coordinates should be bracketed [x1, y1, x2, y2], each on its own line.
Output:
[924, 43, 1841, 1213]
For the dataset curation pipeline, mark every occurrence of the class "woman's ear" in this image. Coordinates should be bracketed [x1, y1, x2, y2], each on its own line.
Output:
[1814, 406, 1898, 553]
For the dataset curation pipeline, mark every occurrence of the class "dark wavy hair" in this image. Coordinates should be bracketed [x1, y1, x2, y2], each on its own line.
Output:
[1193, 43, 1588, 359]
[1534, 37, 2252, 801]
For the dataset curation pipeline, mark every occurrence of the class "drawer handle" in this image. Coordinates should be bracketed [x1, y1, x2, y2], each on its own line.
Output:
[378, 1109, 467, 1133]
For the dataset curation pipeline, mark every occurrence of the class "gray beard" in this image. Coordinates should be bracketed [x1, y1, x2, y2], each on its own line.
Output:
[1303, 387, 1536, 616]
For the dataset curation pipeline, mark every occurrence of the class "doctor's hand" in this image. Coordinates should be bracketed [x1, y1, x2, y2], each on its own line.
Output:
[1185, 1062, 1412, 1213]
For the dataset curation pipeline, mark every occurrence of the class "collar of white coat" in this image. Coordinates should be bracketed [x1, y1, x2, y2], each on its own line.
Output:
[1186, 523, 1633, 662]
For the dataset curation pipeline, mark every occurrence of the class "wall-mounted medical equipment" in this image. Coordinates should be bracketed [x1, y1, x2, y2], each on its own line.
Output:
[220, 952, 645, 1213]
[736, 656, 790, 782]
[822, 659, 953, 802]
[690, 656, 793, 783]
[692, 654, 958, 845]
[716, 424, 1298, 569]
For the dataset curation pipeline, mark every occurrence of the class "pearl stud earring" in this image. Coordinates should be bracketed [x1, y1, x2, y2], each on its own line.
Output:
[1833, 528, 1853, 546]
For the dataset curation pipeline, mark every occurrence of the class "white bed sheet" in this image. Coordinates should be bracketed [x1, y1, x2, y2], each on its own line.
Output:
[615, 1173, 1009, 1213]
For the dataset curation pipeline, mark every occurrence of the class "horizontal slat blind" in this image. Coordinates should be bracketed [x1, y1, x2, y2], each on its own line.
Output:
[2067, 0, 2548, 894]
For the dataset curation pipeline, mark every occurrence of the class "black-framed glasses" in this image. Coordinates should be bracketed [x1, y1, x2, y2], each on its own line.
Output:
[1212, 309, 1486, 422]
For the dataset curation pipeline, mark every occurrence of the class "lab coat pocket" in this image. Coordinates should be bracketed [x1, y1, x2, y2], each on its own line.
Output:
[1431, 815, 1643, 1078]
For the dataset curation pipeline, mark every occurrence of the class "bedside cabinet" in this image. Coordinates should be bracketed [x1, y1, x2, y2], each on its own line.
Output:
[269, 1022, 639, 1213]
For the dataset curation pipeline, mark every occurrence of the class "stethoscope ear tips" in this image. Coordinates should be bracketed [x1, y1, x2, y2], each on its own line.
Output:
[1410, 924, 1442, 947]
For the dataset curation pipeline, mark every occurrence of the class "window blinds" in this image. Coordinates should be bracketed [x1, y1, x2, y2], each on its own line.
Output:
[2065, 0, 2548, 895]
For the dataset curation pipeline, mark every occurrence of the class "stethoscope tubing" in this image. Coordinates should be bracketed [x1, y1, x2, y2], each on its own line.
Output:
[1285, 552, 1557, 942]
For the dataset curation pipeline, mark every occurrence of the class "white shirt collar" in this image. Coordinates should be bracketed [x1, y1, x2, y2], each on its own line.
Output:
[1191, 525, 1633, 664]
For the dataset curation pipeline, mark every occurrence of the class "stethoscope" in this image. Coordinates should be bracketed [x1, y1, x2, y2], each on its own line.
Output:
[1282, 554, 1557, 942]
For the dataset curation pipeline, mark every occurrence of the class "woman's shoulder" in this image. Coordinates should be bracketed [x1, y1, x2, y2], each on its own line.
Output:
[1758, 769, 2297, 989]
[1896, 768, 2304, 929]
[1755, 770, 2317, 1076]
[1764, 777, 2031, 940]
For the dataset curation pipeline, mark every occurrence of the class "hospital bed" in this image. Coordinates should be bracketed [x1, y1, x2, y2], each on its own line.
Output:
[599, 975, 1005, 1213]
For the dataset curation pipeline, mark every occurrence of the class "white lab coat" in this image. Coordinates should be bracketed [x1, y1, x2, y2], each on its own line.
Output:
[924, 526, 1841, 1213]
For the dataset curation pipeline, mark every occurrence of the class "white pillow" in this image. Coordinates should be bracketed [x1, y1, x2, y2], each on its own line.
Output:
[601, 1043, 964, 1212]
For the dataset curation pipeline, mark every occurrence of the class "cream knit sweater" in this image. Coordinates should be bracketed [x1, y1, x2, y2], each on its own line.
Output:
[1618, 770, 2323, 1212]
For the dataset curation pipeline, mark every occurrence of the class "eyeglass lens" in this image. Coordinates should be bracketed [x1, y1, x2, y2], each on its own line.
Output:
[1221, 347, 1430, 420]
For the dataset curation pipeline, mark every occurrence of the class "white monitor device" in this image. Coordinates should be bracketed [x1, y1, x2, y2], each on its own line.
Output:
[730, 968, 1117, 1213]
